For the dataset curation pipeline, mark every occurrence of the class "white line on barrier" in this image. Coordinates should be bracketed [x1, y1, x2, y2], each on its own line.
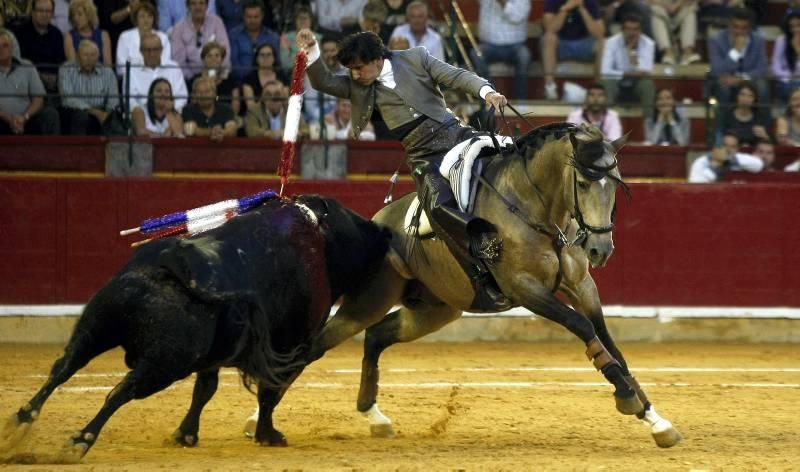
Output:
[8, 381, 797, 394]
[25, 366, 800, 379]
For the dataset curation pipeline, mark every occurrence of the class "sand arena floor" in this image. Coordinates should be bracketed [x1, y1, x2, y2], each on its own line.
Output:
[0, 341, 798, 471]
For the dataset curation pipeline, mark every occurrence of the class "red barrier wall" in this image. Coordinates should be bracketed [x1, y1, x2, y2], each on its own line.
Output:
[1, 178, 798, 306]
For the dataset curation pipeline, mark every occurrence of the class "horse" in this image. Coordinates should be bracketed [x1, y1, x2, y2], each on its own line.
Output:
[0, 195, 390, 462]
[305, 123, 683, 448]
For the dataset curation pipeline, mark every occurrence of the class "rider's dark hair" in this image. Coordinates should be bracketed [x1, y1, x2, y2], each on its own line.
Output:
[337, 31, 392, 67]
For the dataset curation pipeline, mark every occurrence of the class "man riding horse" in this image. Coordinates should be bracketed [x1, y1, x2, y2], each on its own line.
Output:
[297, 29, 509, 305]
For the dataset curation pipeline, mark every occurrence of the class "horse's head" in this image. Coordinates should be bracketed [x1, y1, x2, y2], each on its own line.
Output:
[568, 126, 629, 268]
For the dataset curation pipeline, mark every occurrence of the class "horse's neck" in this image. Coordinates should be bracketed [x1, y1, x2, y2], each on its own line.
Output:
[489, 150, 572, 230]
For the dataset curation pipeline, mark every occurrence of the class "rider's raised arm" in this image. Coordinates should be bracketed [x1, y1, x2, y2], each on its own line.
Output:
[305, 41, 352, 99]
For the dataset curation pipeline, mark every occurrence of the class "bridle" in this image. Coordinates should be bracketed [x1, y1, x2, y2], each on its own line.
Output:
[570, 159, 618, 247]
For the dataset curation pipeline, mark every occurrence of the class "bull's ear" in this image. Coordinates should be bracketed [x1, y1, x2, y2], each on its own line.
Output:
[611, 132, 630, 153]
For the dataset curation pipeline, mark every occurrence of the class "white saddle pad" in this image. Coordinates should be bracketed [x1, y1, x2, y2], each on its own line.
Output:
[404, 135, 513, 236]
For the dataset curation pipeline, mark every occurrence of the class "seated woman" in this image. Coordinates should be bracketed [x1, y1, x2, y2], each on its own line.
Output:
[189, 41, 240, 117]
[63, 0, 112, 66]
[115, 2, 171, 76]
[644, 87, 689, 146]
[242, 43, 288, 114]
[776, 88, 800, 146]
[246, 79, 308, 138]
[279, 5, 321, 76]
[182, 76, 237, 143]
[771, 10, 800, 101]
[324, 97, 375, 140]
[132, 78, 184, 137]
[719, 82, 773, 147]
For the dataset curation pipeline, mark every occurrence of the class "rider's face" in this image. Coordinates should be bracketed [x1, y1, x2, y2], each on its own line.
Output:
[348, 58, 383, 86]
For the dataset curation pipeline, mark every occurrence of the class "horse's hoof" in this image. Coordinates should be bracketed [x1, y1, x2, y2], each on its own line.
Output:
[370, 423, 396, 438]
[57, 438, 89, 464]
[652, 426, 683, 448]
[257, 431, 288, 447]
[171, 429, 198, 447]
[0, 414, 31, 455]
[614, 392, 644, 416]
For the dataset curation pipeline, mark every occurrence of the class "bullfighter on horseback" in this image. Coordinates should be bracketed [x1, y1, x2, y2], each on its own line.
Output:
[297, 28, 509, 304]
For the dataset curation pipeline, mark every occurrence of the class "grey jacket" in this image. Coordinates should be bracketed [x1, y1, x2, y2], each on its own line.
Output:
[306, 46, 489, 138]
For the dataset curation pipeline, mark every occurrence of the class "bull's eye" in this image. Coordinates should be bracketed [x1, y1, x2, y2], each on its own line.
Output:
[577, 181, 591, 190]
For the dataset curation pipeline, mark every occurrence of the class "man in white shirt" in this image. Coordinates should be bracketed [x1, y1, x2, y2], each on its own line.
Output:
[689, 133, 764, 183]
[469, 0, 532, 99]
[600, 12, 655, 110]
[389, 1, 444, 62]
[126, 33, 188, 112]
[566, 83, 622, 140]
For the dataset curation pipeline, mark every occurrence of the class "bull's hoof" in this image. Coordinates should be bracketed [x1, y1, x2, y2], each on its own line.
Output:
[0, 414, 32, 455]
[614, 392, 644, 416]
[171, 429, 198, 447]
[652, 426, 683, 448]
[369, 423, 396, 438]
[257, 430, 288, 447]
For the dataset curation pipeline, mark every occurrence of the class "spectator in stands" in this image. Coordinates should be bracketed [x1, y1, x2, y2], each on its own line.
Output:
[389, 1, 444, 61]
[0, 9, 22, 58]
[775, 88, 800, 146]
[388, 35, 409, 50]
[63, 0, 113, 66]
[171, 0, 230, 78]
[315, 0, 367, 36]
[13, 0, 65, 98]
[116, 2, 172, 76]
[182, 75, 236, 141]
[0, 30, 60, 134]
[752, 138, 775, 171]
[324, 97, 374, 139]
[600, 0, 652, 37]
[359, 0, 387, 36]
[644, 87, 689, 145]
[707, 7, 768, 105]
[279, 6, 321, 76]
[58, 40, 119, 135]
[770, 9, 800, 101]
[242, 42, 287, 112]
[246, 79, 309, 138]
[216, 0, 243, 32]
[228, 0, 278, 82]
[469, 0, 531, 100]
[132, 77, 185, 136]
[303, 35, 345, 125]
[97, 0, 137, 55]
[719, 82, 772, 147]
[189, 41, 239, 115]
[650, 0, 700, 65]
[379, 0, 411, 43]
[688, 132, 763, 182]
[566, 83, 622, 139]
[600, 13, 654, 110]
[127, 32, 188, 111]
[158, 0, 217, 33]
[542, 0, 604, 101]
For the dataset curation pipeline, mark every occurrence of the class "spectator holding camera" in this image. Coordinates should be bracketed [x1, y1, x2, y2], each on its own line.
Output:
[689, 132, 763, 182]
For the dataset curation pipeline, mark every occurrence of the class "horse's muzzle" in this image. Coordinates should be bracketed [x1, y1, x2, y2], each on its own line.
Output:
[585, 236, 614, 268]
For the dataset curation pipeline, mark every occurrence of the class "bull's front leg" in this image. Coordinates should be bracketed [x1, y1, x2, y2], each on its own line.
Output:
[253, 370, 303, 447]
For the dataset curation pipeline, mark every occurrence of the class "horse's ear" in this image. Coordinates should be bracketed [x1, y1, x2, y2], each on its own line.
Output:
[611, 132, 631, 153]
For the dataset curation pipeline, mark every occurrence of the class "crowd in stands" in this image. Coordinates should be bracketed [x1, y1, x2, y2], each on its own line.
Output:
[1, 0, 800, 177]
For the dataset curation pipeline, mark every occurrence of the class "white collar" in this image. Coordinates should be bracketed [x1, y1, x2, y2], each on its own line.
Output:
[377, 58, 395, 89]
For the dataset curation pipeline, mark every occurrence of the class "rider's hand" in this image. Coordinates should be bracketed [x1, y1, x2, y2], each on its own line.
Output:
[485, 91, 508, 111]
[296, 29, 317, 51]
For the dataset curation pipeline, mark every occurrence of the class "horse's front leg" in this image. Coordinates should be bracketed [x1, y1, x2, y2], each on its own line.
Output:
[508, 275, 639, 409]
[560, 270, 682, 448]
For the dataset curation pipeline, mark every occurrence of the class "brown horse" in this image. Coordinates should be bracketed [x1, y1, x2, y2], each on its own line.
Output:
[305, 123, 682, 448]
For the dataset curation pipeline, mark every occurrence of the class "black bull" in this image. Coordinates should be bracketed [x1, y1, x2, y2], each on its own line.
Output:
[0, 195, 390, 461]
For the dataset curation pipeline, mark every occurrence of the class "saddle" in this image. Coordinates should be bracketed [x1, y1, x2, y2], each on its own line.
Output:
[404, 135, 515, 312]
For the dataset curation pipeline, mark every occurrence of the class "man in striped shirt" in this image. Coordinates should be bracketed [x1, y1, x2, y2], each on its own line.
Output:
[58, 39, 119, 135]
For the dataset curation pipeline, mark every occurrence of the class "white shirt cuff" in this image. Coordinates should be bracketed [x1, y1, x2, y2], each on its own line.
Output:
[479, 85, 495, 100]
[306, 42, 320, 65]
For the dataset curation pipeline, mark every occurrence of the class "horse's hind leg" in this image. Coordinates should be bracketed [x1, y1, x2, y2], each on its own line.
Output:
[358, 299, 461, 438]
[562, 275, 682, 448]
[172, 369, 219, 447]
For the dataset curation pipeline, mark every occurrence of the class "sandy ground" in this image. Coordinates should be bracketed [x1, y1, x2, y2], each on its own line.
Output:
[0, 341, 798, 471]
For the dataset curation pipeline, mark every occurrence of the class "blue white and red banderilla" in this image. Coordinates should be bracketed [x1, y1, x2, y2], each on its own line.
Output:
[120, 189, 278, 247]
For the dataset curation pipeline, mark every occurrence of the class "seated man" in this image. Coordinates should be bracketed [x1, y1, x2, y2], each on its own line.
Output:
[58, 40, 119, 135]
[752, 138, 775, 171]
[12, 0, 66, 99]
[127, 33, 188, 112]
[170, 0, 229, 78]
[600, 13, 655, 111]
[245, 79, 309, 138]
[542, 0, 605, 100]
[469, 0, 532, 100]
[182, 76, 237, 142]
[689, 132, 763, 182]
[389, 1, 444, 61]
[566, 83, 622, 140]
[0, 30, 60, 135]
[324, 97, 375, 140]
[228, 0, 279, 82]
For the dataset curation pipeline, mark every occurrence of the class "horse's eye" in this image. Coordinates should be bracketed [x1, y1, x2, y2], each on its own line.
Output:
[577, 181, 591, 190]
